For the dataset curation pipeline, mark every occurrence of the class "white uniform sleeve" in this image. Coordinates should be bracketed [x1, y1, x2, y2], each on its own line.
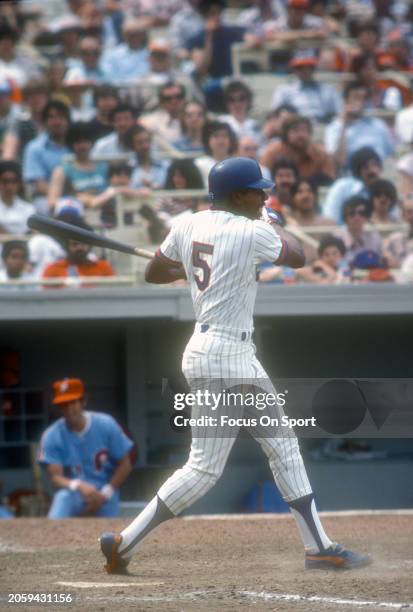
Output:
[158, 224, 181, 263]
[253, 219, 284, 264]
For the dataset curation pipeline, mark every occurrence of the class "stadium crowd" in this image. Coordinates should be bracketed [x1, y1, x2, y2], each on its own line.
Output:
[0, 0, 413, 286]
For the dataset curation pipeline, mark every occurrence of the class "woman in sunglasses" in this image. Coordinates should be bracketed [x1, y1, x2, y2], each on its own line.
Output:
[368, 179, 399, 225]
[219, 80, 261, 140]
[334, 195, 382, 264]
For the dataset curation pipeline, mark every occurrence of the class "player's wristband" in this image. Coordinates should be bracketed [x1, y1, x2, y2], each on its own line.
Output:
[262, 207, 285, 226]
[68, 479, 80, 491]
[101, 484, 114, 500]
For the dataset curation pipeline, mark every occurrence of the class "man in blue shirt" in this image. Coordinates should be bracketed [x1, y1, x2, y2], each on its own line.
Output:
[101, 18, 150, 84]
[324, 81, 395, 168]
[92, 103, 137, 157]
[186, 0, 245, 111]
[271, 52, 342, 124]
[38, 378, 133, 519]
[323, 146, 383, 224]
[23, 101, 71, 210]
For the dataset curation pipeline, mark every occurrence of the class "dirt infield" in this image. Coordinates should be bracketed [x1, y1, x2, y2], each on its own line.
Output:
[0, 513, 412, 611]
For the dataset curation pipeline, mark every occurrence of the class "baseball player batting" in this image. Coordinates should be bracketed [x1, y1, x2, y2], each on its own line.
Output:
[100, 157, 371, 573]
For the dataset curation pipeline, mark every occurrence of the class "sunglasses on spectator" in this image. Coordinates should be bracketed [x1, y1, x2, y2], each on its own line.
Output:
[347, 208, 368, 218]
[81, 49, 100, 56]
[0, 177, 19, 184]
[162, 93, 184, 101]
[185, 110, 204, 117]
[227, 95, 249, 103]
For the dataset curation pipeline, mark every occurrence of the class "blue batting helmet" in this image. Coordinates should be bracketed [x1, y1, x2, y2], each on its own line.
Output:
[208, 157, 274, 202]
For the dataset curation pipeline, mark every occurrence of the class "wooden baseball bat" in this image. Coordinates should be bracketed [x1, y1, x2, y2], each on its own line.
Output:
[28, 214, 155, 260]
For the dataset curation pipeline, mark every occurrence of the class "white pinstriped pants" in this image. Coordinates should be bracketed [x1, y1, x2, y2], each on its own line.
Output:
[157, 328, 313, 515]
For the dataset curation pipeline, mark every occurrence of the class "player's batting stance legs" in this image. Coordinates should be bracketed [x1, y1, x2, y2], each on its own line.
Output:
[101, 411, 349, 573]
[101, 355, 369, 573]
[100, 157, 371, 573]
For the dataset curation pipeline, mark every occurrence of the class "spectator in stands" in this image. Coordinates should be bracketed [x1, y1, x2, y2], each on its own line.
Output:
[48, 122, 108, 210]
[50, 15, 83, 70]
[140, 82, 186, 143]
[78, 0, 120, 50]
[88, 162, 165, 239]
[86, 85, 120, 143]
[271, 51, 342, 123]
[144, 39, 180, 86]
[383, 194, 413, 269]
[350, 52, 406, 111]
[260, 104, 297, 147]
[2, 80, 49, 162]
[92, 103, 136, 157]
[288, 178, 335, 229]
[69, 35, 105, 84]
[159, 158, 204, 220]
[0, 160, 34, 234]
[383, 30, 413, 73]
[42, 216, 114, 287]
[38, 377, 133, 518]
[287, 177, 335, 262]
[335, 19, 380, 72]
[168, 0, 204, 56]
[173, 100, 206, 153]
[0, 79, 19, 149]
[368, 179, 399, 224]
[101, 18, 150, 84]
[22, 100, 71, 211]
[323, 146, 383, 224]
[296, 235, 348, 284]
[219, 81, 261, 140]
[61, 71, 95, 122]
[124, 0, 182, 26]
[88, 162, 136, 227]
[324, 82, 395, 169]
[128, 125, 169, 189]
[354, 20, 381, 56]
[0, 240, 33, 284]
[45, 57, 67, 100]
[266, 158, 298, 216]
[0, 21, 43, 88]
[237, 0, 284, 38]
[334, 195, 382, 264]
[28, 204, 80, 278]
[238, 135, 271, 180]
[263, 0, 328, 43]
[186, 0, 246, 111]
[195, 120, 238, 186]
[260, 116, 335, 187]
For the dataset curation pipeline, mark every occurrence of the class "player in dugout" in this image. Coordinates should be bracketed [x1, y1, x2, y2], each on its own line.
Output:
[38, 378, 134, 519]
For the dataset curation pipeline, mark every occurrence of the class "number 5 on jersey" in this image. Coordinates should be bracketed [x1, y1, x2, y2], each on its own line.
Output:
[192, 242, 214, 291]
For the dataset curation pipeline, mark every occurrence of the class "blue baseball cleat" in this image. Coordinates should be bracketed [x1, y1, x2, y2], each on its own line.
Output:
[305, 543, 372, 570]
[100, 532, 130, 575]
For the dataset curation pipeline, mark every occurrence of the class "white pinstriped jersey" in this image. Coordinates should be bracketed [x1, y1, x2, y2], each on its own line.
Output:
[159, 210, 283, 330]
